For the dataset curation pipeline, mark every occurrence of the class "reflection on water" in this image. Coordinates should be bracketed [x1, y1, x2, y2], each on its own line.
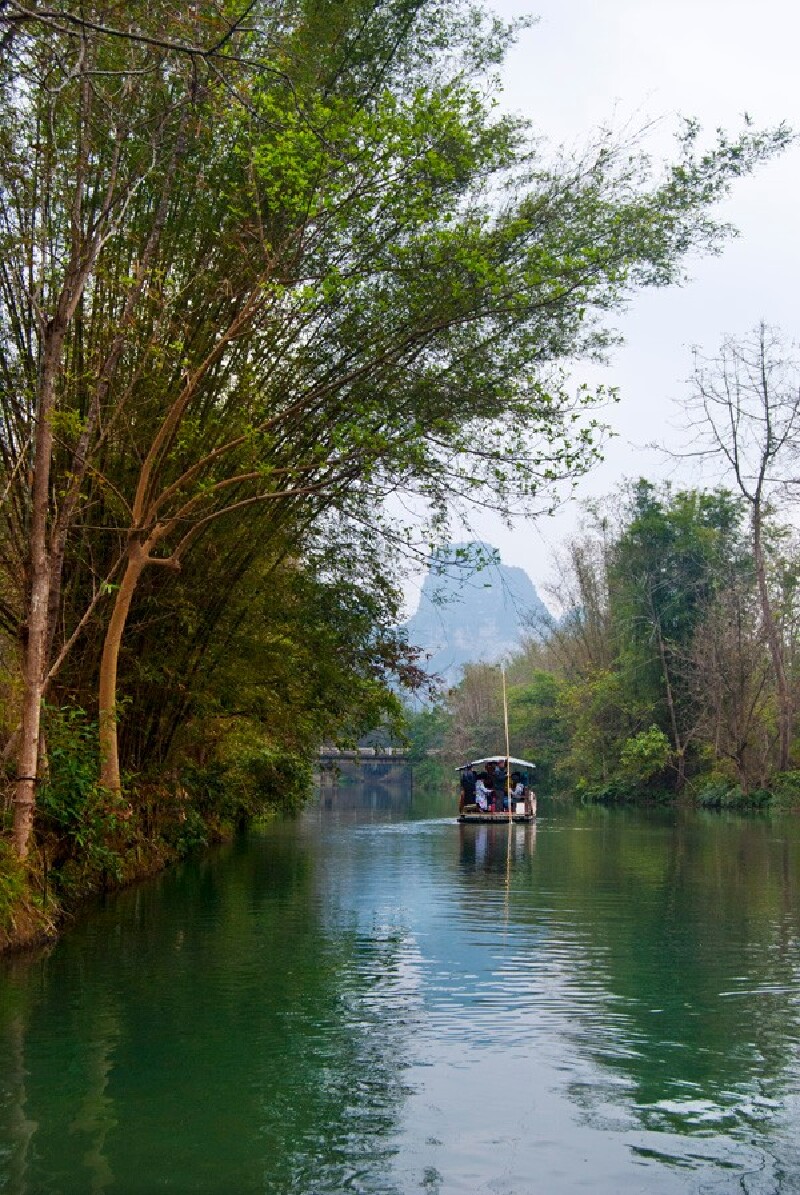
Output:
[318, 777, 413, 815]
[1, 785, 799, 1193]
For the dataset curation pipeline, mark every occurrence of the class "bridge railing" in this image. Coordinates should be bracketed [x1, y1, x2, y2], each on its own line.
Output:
[318, 747, 409, 761]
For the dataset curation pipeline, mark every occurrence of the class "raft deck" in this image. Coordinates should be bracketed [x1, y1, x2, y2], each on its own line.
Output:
[457, 811, 535, 824]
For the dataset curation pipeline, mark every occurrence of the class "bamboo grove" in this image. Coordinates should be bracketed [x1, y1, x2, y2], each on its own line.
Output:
[0, 0, 791, 918]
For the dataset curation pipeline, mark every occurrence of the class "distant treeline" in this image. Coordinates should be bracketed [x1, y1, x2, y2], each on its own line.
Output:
[409, 477, 800, 810]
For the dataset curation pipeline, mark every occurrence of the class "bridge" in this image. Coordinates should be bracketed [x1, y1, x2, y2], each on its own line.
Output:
[315, 748, 412, 790]
[317, 747, 409, 764]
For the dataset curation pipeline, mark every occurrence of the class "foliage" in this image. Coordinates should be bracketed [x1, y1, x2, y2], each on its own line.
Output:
[0, 839, 27, 931]
[405, 706, 451, 764]
[183, 740, 313, 826]
[574, 777, 639, 805]
[508, 671, 569, 793]
[0, 0, 794, 886]
[694, 779, 772, 811]
[758, 770, 800, 810]
[147, 557, 417, 769]
[410, 478, 800, 810]
[37, 706, 127, 889]
[557, 667, 650, 788]
[157, 805, 210, 859]
[618, 726, 671, 783]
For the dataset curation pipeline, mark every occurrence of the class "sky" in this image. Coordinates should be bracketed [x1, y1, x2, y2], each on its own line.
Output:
[403, 0, 800, 616]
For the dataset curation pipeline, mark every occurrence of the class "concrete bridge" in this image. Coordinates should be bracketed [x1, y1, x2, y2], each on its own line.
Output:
[315, 748, 412, 789]
[317, 747, 410, 764]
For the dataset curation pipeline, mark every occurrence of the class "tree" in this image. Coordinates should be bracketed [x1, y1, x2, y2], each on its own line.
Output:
[688, 546, 773, 789]
[1, 1, 226, 852]
[507, 669, 568, 793]
[1, 1, 791, 854]
[442, 662, 504, 761]
[685, 325, 800, 771]
[112, 528, 424, 777]
[525, 484, 750, 794]
[537, 527, 614, 681]
[609, 482, 743, 789]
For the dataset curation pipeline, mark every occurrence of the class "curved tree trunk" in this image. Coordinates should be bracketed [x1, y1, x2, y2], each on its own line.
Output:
[98, 545, 148, 795]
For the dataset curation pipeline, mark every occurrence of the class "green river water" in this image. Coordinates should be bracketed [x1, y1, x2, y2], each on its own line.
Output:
[1, 789, 799, 1194]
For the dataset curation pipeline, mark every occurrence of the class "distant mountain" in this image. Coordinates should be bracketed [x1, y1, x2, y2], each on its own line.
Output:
[403, 542, 551, 687]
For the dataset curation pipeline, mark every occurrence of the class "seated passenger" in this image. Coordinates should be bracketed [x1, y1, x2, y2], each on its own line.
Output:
[475, 778, 491, 811]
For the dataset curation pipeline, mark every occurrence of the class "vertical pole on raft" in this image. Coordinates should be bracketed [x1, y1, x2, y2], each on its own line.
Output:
[502, 664, 513, 910]
[502, 665, 512, 818]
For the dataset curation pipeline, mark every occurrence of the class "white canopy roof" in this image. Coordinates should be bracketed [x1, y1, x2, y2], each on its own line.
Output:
[456, 755, 535, 771]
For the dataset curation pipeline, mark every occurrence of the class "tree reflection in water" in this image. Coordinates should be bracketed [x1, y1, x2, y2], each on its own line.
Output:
[0, 802, 799, 1194]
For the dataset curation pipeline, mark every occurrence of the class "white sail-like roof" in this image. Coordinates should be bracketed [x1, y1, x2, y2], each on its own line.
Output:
[456, 755, 535, 771]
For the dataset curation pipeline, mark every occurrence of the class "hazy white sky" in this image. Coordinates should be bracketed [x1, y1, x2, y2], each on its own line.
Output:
[404, 0, 800, 614]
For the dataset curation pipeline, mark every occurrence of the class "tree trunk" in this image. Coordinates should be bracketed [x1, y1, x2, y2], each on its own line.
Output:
[12, 323, 62, 858]
[652, 599, 686, 792]
[752, 503, 792, 771]
[98, 544, 148, 795]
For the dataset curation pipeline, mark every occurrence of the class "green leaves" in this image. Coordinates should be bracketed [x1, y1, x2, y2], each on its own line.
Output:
[619, 726, 671, 784]
[2, 0, 792, 819]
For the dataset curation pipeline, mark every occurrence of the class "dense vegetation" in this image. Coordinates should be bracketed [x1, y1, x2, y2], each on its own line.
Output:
[0, 0, 789, 944]
[416, 466, 800, 811]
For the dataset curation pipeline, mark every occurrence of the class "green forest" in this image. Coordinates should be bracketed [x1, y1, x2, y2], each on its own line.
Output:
[413, 455, 800, 810]
[0, 0, 792, 947]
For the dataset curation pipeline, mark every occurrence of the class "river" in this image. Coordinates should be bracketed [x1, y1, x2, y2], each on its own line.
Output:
[1, 788, 799, 1193]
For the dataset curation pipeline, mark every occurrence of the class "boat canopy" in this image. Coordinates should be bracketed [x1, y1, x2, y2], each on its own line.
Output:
[456, 755, 536, 771]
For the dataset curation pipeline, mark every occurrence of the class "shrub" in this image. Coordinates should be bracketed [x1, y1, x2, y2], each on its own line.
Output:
[37, 705, 126, 890]
[180, 743, 313, 833]
[768, 770, 800, 809]
[576, 777, 637, 805]
[619, 726, 671, 783]
[695, 778, 772, 810]
[160, 806, 209, 857]
[0, 839, 27, 931]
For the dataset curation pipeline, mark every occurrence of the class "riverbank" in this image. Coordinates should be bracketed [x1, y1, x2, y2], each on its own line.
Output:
[0, 809, 225, 955]
[0, 725, 316, 955]
[577, 769, 800, 811]
[415, 755, 800, 814]
[0, 839, 55, 953]
[0, 770, 291, 955]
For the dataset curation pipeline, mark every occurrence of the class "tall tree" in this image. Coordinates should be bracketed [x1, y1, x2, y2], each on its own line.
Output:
[609, 483, 742, 789]
[686, 325, 800, 771]
[1, 2, 228, 852]
[688, 540, 773, 789]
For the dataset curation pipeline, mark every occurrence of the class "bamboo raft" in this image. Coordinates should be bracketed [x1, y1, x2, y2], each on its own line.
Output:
[456, 751, 537, 824]
[457, 807, 535, 824]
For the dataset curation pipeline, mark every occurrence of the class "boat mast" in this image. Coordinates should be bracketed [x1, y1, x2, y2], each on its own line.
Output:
[502, 665, 511, 817]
